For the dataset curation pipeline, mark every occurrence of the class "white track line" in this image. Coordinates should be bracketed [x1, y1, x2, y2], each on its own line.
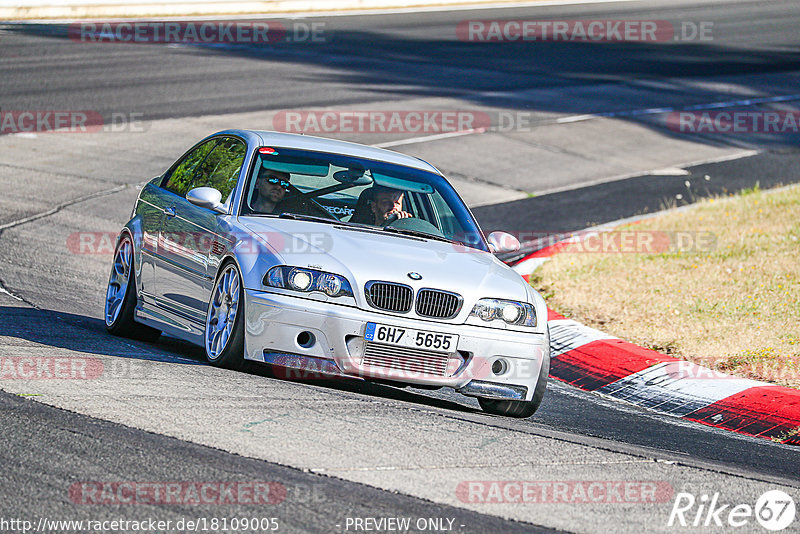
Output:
[0, 286, 24, 302]
[555, 93, 800, 124]
[282, 0, 638, 19]
[21, 0, 639, 24]
[0, 184, 127, 232]
[522, 149, 759, 199]
[370, 93, 800, 149]
[372, 127, 488, 148]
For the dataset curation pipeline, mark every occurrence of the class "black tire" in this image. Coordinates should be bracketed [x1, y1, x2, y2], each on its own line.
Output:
[478, 352, 550, 418]
[204, 261, 245, 370]
[104, 235, 161, 342]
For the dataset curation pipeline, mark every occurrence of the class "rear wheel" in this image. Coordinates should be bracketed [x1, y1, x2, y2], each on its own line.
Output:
[105, 235, 161, 341]
[205, 262, 245, 370]
[478, 353, 550, 418]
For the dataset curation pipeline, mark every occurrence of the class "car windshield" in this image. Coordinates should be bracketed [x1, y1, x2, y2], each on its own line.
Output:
[241, 146, 488, 251]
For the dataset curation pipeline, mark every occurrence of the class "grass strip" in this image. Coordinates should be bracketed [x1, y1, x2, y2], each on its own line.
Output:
[533, 183, 800, 388]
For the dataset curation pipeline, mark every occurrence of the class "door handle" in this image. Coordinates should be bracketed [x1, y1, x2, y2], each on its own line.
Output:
[164, 206, 176, 218]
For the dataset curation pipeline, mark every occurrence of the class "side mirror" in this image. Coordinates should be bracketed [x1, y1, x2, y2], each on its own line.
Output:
[186, 187, 226, 214]
[487, 231, 520, 254]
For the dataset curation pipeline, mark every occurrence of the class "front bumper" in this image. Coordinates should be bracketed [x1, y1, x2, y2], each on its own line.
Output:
[243, 289, 549, 401]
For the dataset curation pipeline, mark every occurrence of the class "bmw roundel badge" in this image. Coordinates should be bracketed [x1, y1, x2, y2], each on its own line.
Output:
[407, 272, 422, 280]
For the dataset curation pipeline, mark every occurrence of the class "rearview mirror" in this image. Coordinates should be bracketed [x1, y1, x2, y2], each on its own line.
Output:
[487, 231, 520, 254]
[186, 187, 226, 214]
[333, 168, 373, 186]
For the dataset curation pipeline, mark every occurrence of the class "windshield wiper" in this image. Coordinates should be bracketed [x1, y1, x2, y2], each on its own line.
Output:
[381, 225, 454, 244]
[277, 212, 340, 225]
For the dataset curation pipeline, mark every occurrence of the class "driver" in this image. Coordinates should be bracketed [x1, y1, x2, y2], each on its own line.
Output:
[368, 185, 412, 226]
[252, 168, 291, 214]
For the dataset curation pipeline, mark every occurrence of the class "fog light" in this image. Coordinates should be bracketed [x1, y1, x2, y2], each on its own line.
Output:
[491, 359, 508, 376]
[297, 331, 315, 349]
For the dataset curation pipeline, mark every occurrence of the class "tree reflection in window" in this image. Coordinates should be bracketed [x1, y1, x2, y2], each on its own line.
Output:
[193, 137, 246, 203]
[164, 140, 216, 197]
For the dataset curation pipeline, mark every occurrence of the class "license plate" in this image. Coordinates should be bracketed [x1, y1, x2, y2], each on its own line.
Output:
[364, 322, 458, 353]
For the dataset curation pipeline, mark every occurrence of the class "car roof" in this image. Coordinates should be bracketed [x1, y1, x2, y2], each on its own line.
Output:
[214, 129, 442, 175]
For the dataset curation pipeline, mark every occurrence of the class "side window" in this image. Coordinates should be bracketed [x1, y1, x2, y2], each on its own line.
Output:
[163, 140, 217, 197]
[191, 137, 246, 203]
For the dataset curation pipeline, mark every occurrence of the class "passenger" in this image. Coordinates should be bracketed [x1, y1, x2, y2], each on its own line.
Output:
[252, 168, 291, 214]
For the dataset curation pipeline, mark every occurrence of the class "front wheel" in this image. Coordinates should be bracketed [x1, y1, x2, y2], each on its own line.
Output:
[205, 262, 245, 370]
[478, 354, 550, 418]
[105, 235, 161, 341]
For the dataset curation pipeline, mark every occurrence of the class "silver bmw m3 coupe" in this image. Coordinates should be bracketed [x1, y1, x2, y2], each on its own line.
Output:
[105, 129, 550, 417]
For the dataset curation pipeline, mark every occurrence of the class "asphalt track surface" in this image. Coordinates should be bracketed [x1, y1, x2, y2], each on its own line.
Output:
[0, 385, 551, 533]
[1, 0, 800, 532]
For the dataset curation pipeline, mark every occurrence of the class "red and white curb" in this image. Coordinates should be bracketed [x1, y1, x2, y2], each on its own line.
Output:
[512, 229, 800, 445]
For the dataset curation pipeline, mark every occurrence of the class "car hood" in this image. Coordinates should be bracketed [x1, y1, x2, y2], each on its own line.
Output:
[239, 217, 529, 304]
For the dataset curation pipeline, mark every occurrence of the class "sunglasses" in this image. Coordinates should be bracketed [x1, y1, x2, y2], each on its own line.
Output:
[260, 175, 291, 189]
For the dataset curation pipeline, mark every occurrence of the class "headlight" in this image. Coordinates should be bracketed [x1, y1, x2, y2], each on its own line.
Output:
[317, 273, 342, 296]
[469, 298, 537, 327]
[264, 266, 353, 298]
[288, 269, 313, 291]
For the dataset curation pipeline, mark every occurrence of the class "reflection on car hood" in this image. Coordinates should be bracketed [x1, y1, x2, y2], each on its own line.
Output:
[239, 217, 528, 302]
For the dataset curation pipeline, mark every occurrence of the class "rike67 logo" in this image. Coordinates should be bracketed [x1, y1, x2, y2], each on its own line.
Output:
[668, 490, 795, 531]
